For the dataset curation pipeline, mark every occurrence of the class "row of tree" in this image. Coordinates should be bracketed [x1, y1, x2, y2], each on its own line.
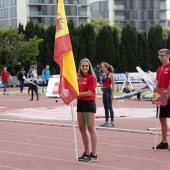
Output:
[0, 17, 170, 75]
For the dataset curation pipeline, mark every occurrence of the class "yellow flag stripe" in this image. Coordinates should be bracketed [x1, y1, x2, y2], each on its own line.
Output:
[63, 51, 79, 93]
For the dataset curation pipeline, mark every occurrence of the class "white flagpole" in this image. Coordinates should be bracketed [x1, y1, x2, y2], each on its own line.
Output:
[71, 102, 78, 161]
[154, 106, 160, 150]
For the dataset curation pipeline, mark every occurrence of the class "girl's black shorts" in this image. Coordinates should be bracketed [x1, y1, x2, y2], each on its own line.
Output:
[77, 99, 96, 113]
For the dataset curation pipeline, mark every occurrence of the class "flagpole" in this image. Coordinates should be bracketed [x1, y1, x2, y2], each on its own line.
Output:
[71, 101, 78, 161]
[154, 106, 160, 150]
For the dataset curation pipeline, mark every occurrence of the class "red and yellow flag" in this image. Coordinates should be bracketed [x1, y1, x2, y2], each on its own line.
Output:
[53, 0, 79, 104]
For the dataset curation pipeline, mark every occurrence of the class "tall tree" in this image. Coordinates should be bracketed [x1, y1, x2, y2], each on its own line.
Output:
[148, 24, 164, 71]
[68, 19, 79, 67]
[17, 36, 42, 71]
[0, 27, 41, 74]
[95, 26, 115, 66]
[45, 25, 57, 74]
[76, 24, 86, 65]
[36, 25, 46, 74]
[18, 23, 24, 34]
[166, 31, 170, 51]
[112, 27, 120, 72]
[24, 20, 35, 41]
[83, 24, 96, 64]
[90, 17, 110, 35]
[137, 32, 150, 71]
[120, 24, 138, 72]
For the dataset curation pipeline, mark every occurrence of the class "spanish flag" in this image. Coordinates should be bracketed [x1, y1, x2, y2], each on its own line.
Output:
[53, 0, 79, 104]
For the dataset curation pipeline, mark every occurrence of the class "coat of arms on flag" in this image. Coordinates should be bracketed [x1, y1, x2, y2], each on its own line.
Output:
[56, 13, 64, 32]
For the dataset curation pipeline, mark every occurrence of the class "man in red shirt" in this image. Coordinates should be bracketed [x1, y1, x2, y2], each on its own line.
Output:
[154, 49, 170, 150]
[1, 67, 12, 95]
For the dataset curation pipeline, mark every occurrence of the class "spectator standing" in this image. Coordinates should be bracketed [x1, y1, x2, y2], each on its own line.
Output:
[1, 67, 12, 95]
[42, 65, 51, 93]
[98, 62, 115, 127]
[94, 63, 102, 83]
[29, 65, 39, 101]
[27, 66, 32, 95]
[17, 67, 26, 95]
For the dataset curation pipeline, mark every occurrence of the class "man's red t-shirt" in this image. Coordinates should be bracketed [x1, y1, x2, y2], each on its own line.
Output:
[1, 71, 10, 82]
[78, 74, 96, 100]
[156, 63, 170, 100]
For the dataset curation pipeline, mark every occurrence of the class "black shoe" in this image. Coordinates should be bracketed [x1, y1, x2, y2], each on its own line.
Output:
[36, 98, 39, 101]
[78, 152, 89, 161]
[29, 99, 33, 101]
[152, 142, 169, 149]
[83, 152, 98, 162]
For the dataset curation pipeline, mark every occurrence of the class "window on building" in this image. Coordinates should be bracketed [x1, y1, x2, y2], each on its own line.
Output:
[10, 19, 17, 28]
[160, 12, 166, 20]
[159, 21, 166, 28]
[1, 9, 6, 19]
[11, 0, 16, 6]
[0, 20, 9, 28]
[133, 0, 143, 9]
[139, 21, 146, 31]
[79, 6, 87, 16]
[79, 0, 87, 4]
[65, 6, 77, 15]
[115, 0, 123, 6]
[32, 17, 41, 24]
[124, 10, 130, 20]
[152, 0, 159, 9]
[148, 10, 154, 20]
[79, 17, 87, 24]
[146, 0, 151, 9]
[155, 11, 160, 20]
[10, 7, 17, 18]
[3, 0, 8, 7]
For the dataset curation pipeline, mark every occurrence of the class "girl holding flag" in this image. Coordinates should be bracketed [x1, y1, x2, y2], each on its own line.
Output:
[77, 58, 98, 162]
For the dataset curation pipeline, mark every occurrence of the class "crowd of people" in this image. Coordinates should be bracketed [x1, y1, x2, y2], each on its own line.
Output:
[0, 64, 51, 101]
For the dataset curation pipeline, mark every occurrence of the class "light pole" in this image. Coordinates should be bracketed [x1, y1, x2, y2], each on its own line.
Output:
[77, 5, 81, 27]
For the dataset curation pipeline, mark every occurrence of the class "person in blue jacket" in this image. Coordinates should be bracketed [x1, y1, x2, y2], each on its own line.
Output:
[42, 65, 51, 93]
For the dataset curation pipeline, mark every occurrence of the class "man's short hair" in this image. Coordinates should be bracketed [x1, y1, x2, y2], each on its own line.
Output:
[158, 49, 170, 55]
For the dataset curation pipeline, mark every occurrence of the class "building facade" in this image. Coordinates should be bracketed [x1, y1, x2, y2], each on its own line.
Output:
[0, 0, 27, 28]
[28, 0, 90, 27]
[0, 0, 90, 28]
[0, 0, 169, 31]
[91, 0, 169, 31]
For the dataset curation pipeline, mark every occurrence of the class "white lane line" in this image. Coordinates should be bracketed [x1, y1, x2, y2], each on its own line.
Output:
[0, 139, 74, 150]
[1, 118, 168, 136]
[0, 130, 156, 144]
[0, 151, 127, 170]
[0, 149, 170, 168]
[0, 165, 24, 170]
[0, 139, 170, 161]
[0, 131, 73, 141]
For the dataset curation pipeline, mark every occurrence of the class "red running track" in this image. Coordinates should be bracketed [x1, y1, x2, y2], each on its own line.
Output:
[0, 89, 170, 169]
[0, 121, 169, 170]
